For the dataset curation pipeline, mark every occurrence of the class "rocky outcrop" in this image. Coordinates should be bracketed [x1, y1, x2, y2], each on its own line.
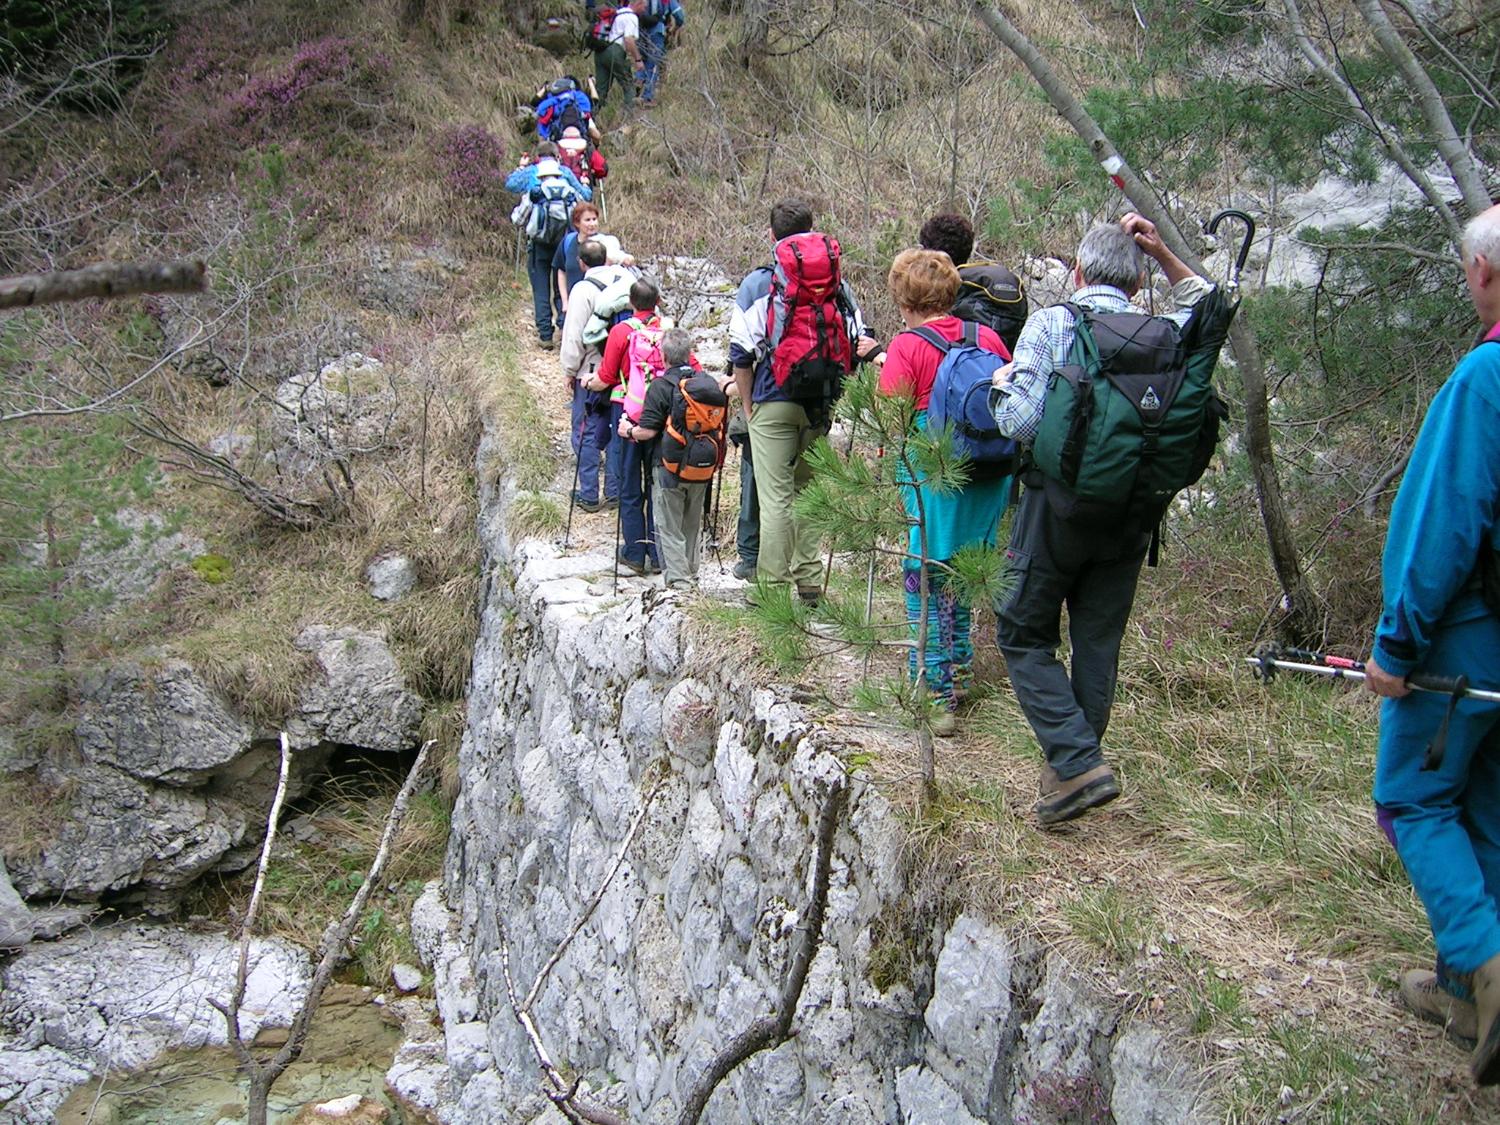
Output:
[6, 626, 423, 915]
[74, 658, 252, 786]
[417, 422, 1218, 1123]
[0, 859, 32, 950]
[287, 625, 425, 752]
[0, 925, 309, 1124]
[7, 761, 253, 913]
[357, 243, 466, 319]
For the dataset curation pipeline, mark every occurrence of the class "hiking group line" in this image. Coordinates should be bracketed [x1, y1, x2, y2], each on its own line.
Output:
[510, 61, 1500, 1089]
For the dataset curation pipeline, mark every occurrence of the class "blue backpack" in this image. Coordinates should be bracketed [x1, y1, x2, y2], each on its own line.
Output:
[910, 322, 1017, 480]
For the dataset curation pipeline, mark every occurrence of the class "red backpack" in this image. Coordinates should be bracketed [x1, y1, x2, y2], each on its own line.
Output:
[584, 7, 616, 52]
[765, 232, 854, 404]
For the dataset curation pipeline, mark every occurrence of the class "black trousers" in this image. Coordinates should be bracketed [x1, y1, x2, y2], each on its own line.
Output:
[994, 484, 1150, 780]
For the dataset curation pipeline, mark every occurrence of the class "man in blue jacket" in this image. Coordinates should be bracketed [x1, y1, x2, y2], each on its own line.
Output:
[505, 143, 591, 349]
[1367, 202, 1500, 1085]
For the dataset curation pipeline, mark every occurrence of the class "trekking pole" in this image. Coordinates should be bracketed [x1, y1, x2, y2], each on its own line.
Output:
[1246, 644, 1500, 770]
[709, 456, 725, 572]
[1205, 209, 1256, 292]
[563, 397, 587, 550]
[612, 473, 623, 594]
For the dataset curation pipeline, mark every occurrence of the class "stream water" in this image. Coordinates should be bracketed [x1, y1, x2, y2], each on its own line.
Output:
[53, 985, 407, 1125]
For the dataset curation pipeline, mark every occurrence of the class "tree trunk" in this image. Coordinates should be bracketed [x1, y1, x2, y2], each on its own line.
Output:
[971, 0, 1321, 638]
[246, 1071, 272, 1125]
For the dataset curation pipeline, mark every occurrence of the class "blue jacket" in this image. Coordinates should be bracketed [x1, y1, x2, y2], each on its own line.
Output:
[535, 90, 593, 140]
[1374, 332, 1500, 676]
[504, 160, 592, 202]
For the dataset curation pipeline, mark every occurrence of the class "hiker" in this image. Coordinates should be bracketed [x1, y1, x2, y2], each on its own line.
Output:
[879, 249, 1014, 735]
[919, 212, 1029, 354]
[587, 278, 673, 574]
[991, 215, 1213, 826]
[555, 202, 634, 315]
[728, 410, 757, 580]
[636, 0, 670, 106]
[593, 0, 644, 115]
[533, 76, 599, 144]
[729, 198, 878, 601]
[561, 239, 634, 512]
[621, 328, 730, 590]
[505, 142, 591, 350]
[556, 125, 608, 189]
[1366, 202, 1500, 1084]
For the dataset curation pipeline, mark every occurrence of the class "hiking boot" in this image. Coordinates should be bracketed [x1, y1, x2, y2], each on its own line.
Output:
[1035, 763, 1120, 827]
[539, 336, 556, 351]
[573, 494, 602, 514]
[797, 586, 823, 607]
[1400, 969, 1477, 1044]
[603, 496, 620, 510]
[732, 559, 756, 581]
[616, 549, 647, 577]
[1471, 952, 1500, 1083]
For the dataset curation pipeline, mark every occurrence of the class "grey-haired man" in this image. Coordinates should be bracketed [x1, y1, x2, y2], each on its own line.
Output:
[992, 214, 1212, 827]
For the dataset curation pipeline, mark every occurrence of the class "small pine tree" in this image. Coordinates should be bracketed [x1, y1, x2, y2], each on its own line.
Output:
[0, 418, 162, 737]
[748, 369, 1005, 795]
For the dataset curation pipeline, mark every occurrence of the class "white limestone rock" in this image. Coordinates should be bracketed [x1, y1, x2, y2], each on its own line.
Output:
[660, 679, 719, 767]
[1110, 1025, 1215, 1124]
[366, 554, 418, 601]
[8, 763, 250, 904]
[73, 658, 251, 785]
[0, 925, 308, 1123]
[923, 913, 1014, 1118]
[896, 1064, 985, 1125]
[287, 625, 424, 753]
[0, 857, 34, 949]
[392, 962, 423, 993]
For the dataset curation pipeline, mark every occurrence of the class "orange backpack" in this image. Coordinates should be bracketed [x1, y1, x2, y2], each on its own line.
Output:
[661, 372, 728, 483]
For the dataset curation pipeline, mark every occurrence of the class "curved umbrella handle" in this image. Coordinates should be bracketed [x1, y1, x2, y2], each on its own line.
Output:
[1205, 209, 1256, 290]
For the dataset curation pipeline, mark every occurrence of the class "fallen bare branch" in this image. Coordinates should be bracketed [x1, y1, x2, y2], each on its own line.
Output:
[677, 778, 847, 1125]
[0, 259, 207, 309]
[212, 739, 434, 1125]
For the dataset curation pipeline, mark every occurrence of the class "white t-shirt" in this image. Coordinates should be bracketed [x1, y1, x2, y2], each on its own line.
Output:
[609, 9, 639, 44]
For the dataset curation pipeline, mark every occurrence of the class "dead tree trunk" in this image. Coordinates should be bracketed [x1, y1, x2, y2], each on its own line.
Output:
[0, 260, 206, 309]
[972, 0, 1321, 640]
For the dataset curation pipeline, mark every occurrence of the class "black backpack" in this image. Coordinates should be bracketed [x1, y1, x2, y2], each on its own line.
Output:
[952, 261, 1029, 354]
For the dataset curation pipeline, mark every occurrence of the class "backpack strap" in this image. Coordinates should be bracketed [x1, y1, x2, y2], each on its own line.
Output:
[962, 320, 980, 348]
[584, 276, 607, 291]
[908, 325, 953, 355]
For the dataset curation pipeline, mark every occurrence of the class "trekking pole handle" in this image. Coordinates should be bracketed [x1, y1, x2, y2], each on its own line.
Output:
[1409, 671, 1469, 695]
[1205, 209, 1255, 290]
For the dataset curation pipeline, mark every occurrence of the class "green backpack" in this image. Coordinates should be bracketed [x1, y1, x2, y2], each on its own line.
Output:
[1031, 303, 1226, 523]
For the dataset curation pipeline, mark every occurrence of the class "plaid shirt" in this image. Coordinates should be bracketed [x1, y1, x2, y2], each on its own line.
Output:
[994, 278, 1214, 445]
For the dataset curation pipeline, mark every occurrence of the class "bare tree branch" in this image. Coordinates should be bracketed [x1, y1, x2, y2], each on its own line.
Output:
[1353, 0, 1493, 216]
[0, 259, 206, 310]
[677, 779, 847, 1125]
[213, 740, 434, 1125]
[971, 0, 1320, 639]
[1278, 0, 1465, 246]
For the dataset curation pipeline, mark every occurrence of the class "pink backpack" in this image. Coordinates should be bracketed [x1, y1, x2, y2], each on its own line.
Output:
[622, 315, 667, 422]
